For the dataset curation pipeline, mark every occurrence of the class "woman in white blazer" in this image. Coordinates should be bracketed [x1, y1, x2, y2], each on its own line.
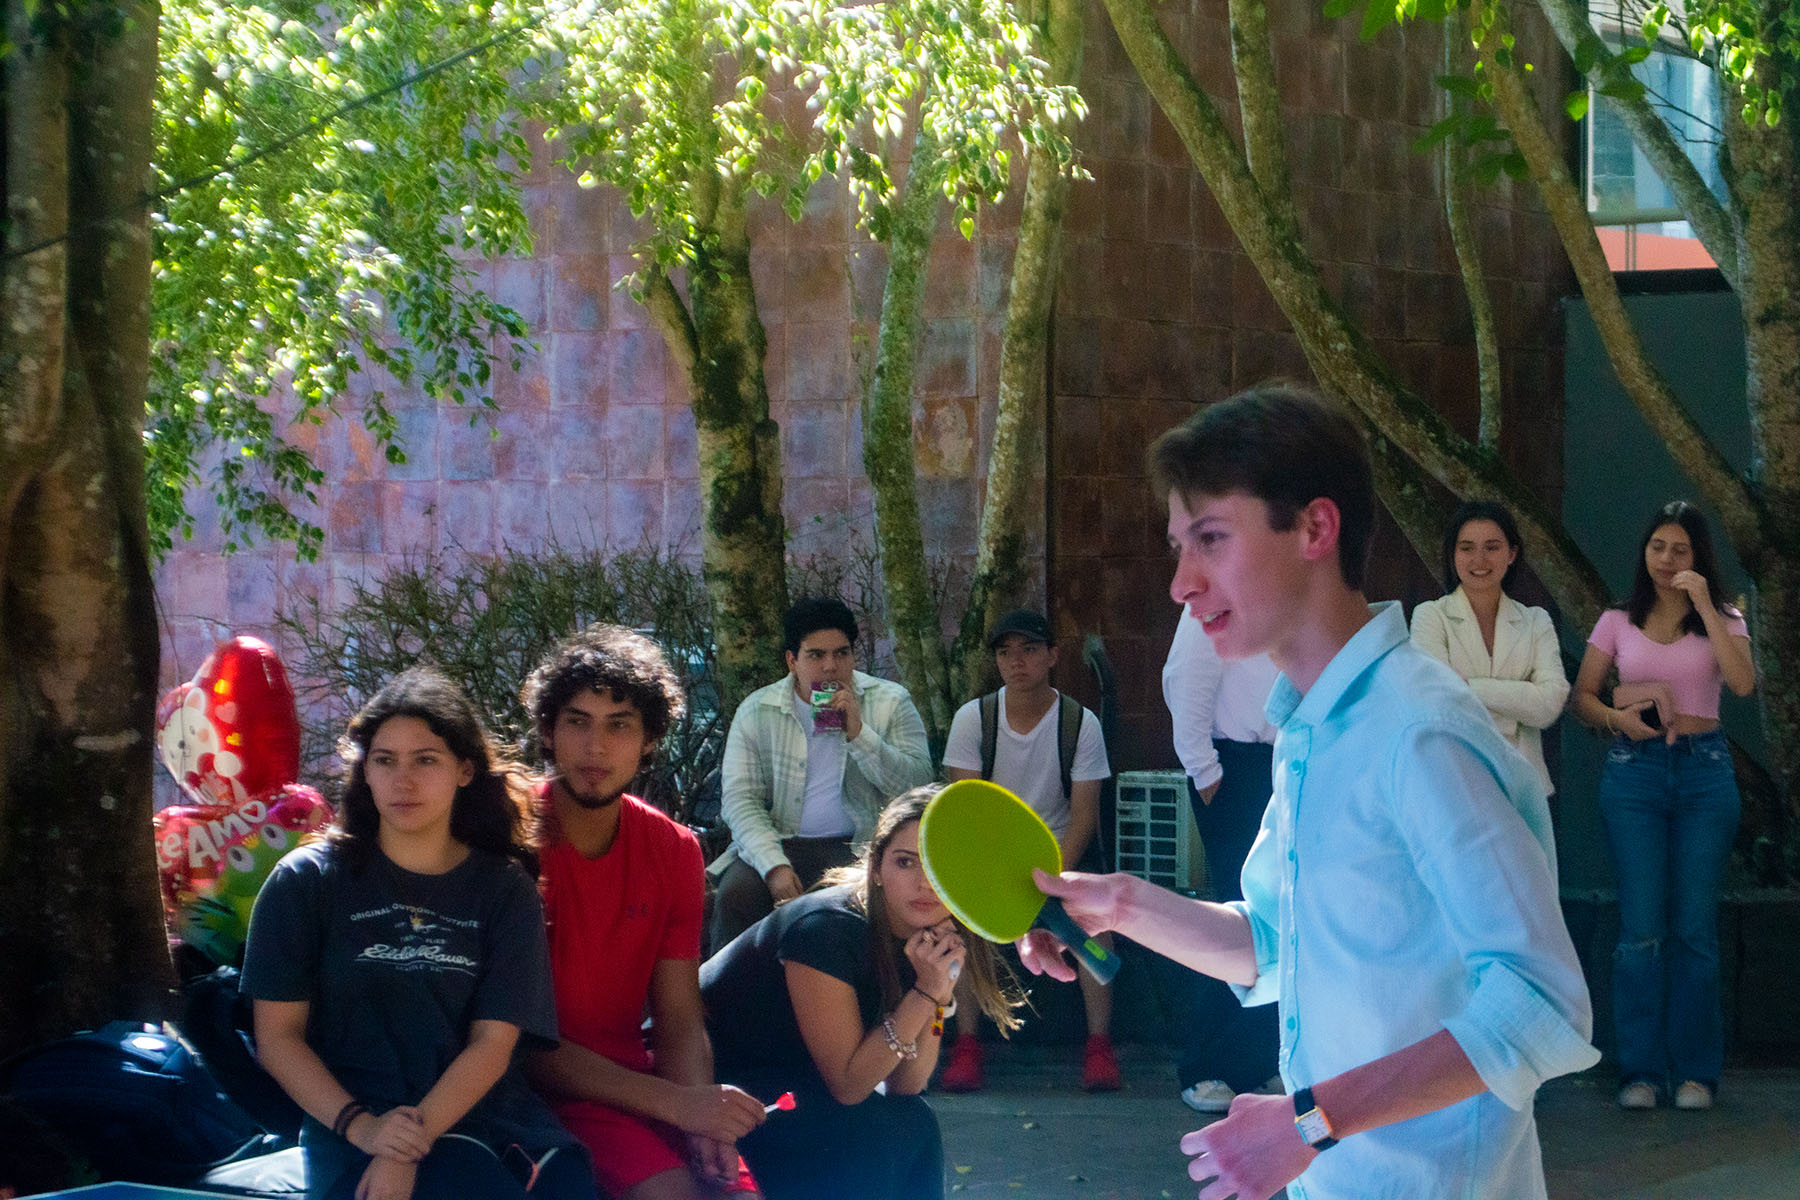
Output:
[1410, 501, 1571, 795]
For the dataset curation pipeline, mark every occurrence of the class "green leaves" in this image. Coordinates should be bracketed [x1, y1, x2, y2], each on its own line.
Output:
[533, 0, 1081, 276]
[151, 1, 539, 560]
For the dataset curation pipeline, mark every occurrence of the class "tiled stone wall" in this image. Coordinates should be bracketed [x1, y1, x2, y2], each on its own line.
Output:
[155, 1, 1575, 784]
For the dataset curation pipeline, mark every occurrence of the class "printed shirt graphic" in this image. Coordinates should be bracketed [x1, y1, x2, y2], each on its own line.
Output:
[243, 841, 560, 1119]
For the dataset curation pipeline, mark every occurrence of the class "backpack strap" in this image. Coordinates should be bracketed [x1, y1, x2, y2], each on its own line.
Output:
[1056, 692, 1082, 800]
[978, 691, 1000, 781]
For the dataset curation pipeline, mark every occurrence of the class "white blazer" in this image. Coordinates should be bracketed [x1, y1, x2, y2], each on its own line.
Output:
[1409, 588, 1571, 795]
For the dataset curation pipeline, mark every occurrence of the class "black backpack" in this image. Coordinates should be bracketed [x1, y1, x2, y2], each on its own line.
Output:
[978, 690, 1084, 800]
[0, 1020, 267, 1185]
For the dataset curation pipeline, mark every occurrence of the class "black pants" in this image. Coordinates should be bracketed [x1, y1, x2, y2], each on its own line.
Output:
[708, 835, 858, 955]
[1164, 739, 1281, 1093]
[732, 1081, 942, 1200]
[317, 1138, 596, 1200]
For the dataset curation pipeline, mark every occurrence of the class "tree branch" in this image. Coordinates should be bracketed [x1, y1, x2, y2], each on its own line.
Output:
[1481, 0, 1760, 554]
[864, 128, 956, 741]
[1530, 0, 1739, 285]
[1099, 0, 1607, 625]
[1226, 0, 1296, 224]
[1443, 21, 1504, 449]
[956, 0, 1085, 699]
[643, 265, 700, 376]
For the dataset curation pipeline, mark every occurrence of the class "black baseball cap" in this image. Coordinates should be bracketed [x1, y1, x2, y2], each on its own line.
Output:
[987, 609, 1052, 649]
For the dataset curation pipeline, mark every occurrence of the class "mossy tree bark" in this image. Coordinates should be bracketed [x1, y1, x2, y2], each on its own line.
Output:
[1718, 31, 1800, 836]
[953, 0, 1085, 702]
[642, 182, 789, 713]
[0, 1, 174, 1059]
[1099, 0, 1609, 623]
[862, 131, 957, 743]
[637, 44, 788, 714]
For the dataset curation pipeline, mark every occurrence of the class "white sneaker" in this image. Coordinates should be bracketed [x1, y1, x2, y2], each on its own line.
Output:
[1617, 1081, 1659, 1110]
[1674, 1081, 1714, 1110]
[1181, 1080, 1237, 1113]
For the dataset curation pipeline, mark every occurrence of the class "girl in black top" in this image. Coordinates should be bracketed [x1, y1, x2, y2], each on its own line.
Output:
[242, 668, 594, 1200]
[700, 784, 1022, 1200]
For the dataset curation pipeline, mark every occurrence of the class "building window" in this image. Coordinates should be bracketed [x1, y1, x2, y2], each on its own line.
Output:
[1584, 1, 1724, 271]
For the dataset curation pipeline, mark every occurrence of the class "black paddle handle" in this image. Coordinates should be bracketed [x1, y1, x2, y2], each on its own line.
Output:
[1035, 897, 1120, 984]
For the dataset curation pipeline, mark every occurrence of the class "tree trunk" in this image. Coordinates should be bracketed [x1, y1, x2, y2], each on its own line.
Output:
[1726, 52, 1800, 835]
[954, 0, 1085, 700]
[0, 2, 173, 1059]
[863, 132, 957, 746]
[1099, 0, 1610, 626]
[643, 186, 790, 712]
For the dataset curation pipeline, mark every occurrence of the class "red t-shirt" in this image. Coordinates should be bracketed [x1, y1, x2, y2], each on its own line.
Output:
[539, 791, 705, 1073]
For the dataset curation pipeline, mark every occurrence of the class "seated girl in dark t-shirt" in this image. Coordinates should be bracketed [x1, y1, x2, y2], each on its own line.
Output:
[242, 669, 595, 1200]
[699, 784, 1022, 1200]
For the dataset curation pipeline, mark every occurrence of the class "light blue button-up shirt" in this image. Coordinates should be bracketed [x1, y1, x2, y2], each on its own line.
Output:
[1227, 602, 1599, 1199]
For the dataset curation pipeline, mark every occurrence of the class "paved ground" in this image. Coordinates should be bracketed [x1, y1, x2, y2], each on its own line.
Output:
[935, 1041, 1800, 1199]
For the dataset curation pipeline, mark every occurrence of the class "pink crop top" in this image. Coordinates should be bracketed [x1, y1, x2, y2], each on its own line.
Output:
[1588, 607, 1749, 720]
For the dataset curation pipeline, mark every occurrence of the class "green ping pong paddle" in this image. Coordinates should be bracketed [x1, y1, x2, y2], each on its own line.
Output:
[918, 778, 1119, 984]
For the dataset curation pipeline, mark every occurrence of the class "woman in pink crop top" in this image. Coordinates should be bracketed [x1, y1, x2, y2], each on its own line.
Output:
[1571, 502, 1755, 1114]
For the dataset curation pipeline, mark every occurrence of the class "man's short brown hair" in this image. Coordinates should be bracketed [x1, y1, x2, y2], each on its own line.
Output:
[1147, 381, 1374, 590]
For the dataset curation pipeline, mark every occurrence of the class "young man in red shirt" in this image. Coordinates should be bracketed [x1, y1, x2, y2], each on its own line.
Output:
[524, 626, 765, 1200]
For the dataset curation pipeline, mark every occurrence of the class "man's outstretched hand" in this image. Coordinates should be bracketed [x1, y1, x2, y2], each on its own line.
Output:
[1180, 1092, 1315, 1200]
[1015, 868, 1131, 982]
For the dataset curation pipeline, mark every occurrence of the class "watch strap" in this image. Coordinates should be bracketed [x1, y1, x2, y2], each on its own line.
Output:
[1292, 1085, 1338, 1151]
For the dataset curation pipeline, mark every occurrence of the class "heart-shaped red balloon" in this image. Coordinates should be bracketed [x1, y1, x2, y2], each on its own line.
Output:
[156, 636, 301, 808]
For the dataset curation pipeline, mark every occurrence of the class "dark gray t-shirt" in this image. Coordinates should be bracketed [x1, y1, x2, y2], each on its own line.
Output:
[242, 841, 575, 1191]
[700, 884, 916, 1098]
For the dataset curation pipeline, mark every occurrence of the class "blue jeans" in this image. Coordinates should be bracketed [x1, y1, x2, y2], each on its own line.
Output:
[1597, 731, 1739, 1090]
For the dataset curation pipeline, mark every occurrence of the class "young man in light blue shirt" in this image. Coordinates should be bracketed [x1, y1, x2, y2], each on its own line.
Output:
[1021, 383, 1599, 1200]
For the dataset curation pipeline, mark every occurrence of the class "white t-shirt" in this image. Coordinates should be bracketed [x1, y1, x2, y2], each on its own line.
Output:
[941, 687, 1109, 837]
[790, 689, 853, 838]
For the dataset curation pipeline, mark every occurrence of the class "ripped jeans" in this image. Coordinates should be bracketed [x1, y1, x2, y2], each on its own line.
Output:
[1597, 730, 1740, 1089]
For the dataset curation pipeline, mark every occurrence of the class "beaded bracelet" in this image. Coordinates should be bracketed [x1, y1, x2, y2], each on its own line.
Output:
[881, 1015, 919, 1060]
[910, 985, 956, 1036]
[332, 1099, 368, 1140]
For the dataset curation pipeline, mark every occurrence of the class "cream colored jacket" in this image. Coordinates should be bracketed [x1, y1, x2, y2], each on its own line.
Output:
[1409, 588, 1570, 795]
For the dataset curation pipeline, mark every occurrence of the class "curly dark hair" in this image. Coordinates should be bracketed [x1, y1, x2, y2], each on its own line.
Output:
[333, 667, 535, 872]
[520, 624, 687, 763]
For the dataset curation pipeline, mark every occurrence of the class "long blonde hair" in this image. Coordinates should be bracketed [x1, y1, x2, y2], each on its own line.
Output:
[823, 784, 1025, 1034]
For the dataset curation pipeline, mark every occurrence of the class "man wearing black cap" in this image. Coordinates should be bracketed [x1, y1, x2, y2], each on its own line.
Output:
[938, 609, 1115, 1091]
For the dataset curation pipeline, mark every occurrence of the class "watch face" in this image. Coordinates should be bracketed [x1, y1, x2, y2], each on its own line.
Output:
[1295, 1108, 1332, 1145]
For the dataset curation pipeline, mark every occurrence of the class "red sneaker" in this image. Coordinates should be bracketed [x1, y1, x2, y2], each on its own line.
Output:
[940, 1035, 985, 1093]
[1081, 1034, 1121, 1092]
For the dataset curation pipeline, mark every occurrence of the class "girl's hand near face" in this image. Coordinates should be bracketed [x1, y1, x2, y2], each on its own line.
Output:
[1671, 569, 1715, 616]
[905, 920, 966, 1001]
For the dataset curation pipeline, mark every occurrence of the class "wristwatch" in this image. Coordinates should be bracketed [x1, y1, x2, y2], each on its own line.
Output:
[1292, 1086, 1338, 1152]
